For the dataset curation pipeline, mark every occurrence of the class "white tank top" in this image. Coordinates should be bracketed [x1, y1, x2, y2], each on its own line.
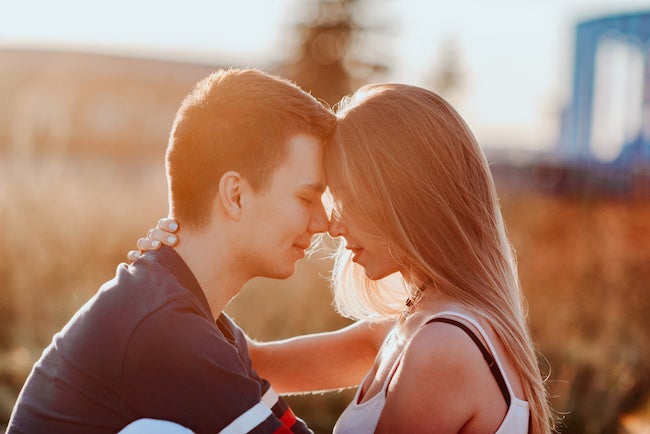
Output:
[332, 311, 530, 434]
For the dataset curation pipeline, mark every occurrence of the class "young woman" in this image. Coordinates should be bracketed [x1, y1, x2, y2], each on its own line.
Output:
[133, 84, 555, 433]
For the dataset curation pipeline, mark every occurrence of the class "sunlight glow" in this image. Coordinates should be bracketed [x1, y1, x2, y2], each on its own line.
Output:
[2, 0, 649, 151]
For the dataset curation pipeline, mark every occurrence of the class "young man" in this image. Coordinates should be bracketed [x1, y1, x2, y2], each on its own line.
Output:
[7, 69, 336, 434]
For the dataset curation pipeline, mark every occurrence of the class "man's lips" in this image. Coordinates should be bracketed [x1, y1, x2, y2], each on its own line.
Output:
[293, 243, 311, 257]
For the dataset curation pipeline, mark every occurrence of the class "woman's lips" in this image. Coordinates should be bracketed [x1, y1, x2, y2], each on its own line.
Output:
[347, 245, 363, 262]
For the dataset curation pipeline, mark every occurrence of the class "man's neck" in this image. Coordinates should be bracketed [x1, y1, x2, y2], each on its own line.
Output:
[173, 229, 250, 320]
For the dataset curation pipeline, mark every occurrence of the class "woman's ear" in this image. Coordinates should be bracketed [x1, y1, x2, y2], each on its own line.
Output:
[218, 171, 245, 220]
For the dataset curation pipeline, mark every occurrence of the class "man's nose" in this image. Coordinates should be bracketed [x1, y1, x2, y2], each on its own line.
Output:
[309, 203, 330, 234]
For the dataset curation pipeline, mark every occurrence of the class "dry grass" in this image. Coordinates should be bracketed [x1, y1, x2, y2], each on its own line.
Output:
[0, 156, 166, 419]
[501, 192, 650, 433]
[1, 156, 648, 433]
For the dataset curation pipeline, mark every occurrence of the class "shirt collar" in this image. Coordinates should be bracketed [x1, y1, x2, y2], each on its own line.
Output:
[144, 246, 214, 320]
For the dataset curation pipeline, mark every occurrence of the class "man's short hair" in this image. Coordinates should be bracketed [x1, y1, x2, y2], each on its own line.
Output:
[166, 68, 336, 229]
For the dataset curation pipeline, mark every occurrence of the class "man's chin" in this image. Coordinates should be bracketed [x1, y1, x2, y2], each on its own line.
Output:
[268, 264, 297, 280]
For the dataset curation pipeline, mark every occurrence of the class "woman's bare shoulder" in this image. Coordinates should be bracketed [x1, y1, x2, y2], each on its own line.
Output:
[376, 322, 488, 433]
[403, 319, 490, 388]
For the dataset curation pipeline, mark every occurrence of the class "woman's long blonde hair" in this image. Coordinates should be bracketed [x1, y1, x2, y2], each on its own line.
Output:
[325, 83, 555, 434]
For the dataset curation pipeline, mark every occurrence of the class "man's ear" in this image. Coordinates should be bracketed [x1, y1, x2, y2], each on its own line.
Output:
[218, 171, 246, 220]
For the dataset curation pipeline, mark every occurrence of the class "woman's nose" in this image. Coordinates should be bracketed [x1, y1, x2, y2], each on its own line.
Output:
[328, 215, 348, 238]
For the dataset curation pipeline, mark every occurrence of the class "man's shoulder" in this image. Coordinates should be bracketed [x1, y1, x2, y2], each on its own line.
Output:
[100, 259, 189, 311]
[54, 257, 205, 361]
[93, 249, 208, 315]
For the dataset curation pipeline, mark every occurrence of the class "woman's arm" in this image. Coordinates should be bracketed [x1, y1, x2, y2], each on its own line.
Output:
[248, 319, 393, 394]
[127, 219, 394, 394]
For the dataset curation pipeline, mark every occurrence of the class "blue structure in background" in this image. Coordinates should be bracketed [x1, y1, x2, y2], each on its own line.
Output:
[552, 10, 650, 194]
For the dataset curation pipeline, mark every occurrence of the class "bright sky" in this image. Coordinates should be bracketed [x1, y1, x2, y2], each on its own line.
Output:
[1, 0, 649, 151]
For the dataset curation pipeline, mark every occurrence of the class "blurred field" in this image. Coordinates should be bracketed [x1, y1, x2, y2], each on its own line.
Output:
[1, 155, 648, 433]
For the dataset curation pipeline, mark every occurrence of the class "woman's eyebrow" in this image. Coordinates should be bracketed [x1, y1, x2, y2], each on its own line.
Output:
[300, 182, 326, 194]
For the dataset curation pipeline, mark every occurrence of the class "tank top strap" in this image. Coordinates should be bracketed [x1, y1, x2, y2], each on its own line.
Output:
[378, 311, 515, 401]
[421, 311, 515, 406]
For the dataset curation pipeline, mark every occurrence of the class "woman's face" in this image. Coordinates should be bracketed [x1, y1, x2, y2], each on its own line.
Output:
[328, 195, 402, 280]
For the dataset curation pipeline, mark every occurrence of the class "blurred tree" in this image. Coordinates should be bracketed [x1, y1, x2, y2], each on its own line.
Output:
[426, 37, 466, 103]
[276, 0, 390, 107]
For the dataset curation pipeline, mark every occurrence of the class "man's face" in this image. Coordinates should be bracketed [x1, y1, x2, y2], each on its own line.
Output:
[240, 133, 329, 279]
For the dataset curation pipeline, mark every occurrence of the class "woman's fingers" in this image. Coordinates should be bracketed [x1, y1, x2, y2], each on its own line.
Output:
[157, 218, 179, 232]
[137, 236, 162, 252]
[127, 250, 142, 262]
[148, 228, 178, 246]
[127, 218, 180, 263]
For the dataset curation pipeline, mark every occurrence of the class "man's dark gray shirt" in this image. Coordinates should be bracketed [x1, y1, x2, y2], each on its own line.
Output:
[7, 246, 310, 434]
